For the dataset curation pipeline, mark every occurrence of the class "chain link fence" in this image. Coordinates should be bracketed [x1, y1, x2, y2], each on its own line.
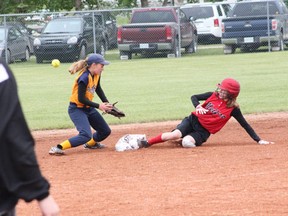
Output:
[0, 2, 286, 64]
[0, 10, 122, 64]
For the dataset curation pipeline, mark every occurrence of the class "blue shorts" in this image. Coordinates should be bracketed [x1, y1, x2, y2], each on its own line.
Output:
[68, 103, 111, 147]
[176, 114, 210, 146]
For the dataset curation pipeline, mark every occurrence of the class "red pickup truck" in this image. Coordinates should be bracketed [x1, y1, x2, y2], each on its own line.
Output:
[117, 7, 198, 59]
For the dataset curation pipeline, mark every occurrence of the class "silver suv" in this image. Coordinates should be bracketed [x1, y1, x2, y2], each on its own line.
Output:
[181, 2, 232, 43]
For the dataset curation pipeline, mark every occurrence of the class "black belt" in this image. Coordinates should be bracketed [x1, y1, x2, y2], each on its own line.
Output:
[69, 102, 89, 109]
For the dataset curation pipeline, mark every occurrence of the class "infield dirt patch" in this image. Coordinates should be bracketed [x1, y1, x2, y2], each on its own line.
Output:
[18, 112, 288, 216]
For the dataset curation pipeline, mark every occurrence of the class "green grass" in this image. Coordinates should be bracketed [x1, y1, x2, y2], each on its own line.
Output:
[10, 46, 288, 130]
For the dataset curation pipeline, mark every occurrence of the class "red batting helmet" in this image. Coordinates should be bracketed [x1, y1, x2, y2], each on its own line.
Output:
[218, 78, 240, 98]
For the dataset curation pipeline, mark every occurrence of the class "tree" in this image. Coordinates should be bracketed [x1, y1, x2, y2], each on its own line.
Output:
[140, 0, 148, 7]
[0, 0, 23, 14]
[75, 0, 82, 10]
[45, 0, 75, 11]
[0, 0, 77, 14]
[118, 0, 135, 8]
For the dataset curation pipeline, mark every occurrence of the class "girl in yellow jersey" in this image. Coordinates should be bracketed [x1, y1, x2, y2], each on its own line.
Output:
[49, 54, 113, 155]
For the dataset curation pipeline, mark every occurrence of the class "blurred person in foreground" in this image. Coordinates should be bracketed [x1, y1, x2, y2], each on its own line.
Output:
[0, 60, 59, 216]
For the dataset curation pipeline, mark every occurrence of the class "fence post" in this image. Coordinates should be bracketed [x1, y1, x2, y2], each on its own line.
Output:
[267, 1, 271, 52]
[92, 12, 97, 54]
[177, 7, 181, 58]
[4, 15, 8, 63]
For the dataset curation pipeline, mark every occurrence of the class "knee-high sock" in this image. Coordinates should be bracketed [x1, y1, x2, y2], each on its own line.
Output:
[86, 138, 96, 146]
[148, 134, 163, 145]
[58, 140, 71, 150]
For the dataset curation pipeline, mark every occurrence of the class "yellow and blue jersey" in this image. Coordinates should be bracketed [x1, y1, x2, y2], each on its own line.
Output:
[70, 70, 100, 108]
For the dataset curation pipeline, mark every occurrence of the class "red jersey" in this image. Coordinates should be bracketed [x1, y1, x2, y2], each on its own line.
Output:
[192, 92, 234, 134]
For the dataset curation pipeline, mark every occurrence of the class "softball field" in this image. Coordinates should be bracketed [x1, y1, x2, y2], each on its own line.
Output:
[18, 112, 288, 216]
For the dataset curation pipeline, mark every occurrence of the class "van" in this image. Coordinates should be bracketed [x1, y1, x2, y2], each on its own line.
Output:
[181, 2, 233, 43]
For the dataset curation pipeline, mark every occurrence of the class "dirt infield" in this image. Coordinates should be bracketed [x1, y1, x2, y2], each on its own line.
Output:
[17, 112, 288, 216]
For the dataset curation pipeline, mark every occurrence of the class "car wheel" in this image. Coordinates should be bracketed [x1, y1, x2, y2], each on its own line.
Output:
[21, 48, 30, 62]
[79, 45, 86, 60]
[99, 42, 106, 56]
[192, 35, 198, 53]
[36, 56, 43, 63]
[193, 43, 198, 53]
[5, 50, 12, 64]
[185, 42, 193, 53]
[172, 38, 180, 57]
[120, 51, 132, 59]
[185, 37, 198, 54]
[271, 33, 284, 51]
[223, 45, 236, 54]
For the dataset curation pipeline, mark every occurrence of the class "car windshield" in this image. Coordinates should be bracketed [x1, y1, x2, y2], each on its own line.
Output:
[232, 2, 279, 17]
[43, 19, 82, 33]
[131, 10, 176, 23]
[182, 6, 214, 20]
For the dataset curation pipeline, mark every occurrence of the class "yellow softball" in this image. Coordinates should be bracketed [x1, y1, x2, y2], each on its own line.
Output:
[51, 59, 60, 68]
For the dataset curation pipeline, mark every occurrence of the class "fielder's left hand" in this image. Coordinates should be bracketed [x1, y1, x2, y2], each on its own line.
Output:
[258, 140, 274, 145]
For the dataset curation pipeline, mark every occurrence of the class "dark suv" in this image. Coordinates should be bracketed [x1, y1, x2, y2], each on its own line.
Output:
[33, 15, 106, 63]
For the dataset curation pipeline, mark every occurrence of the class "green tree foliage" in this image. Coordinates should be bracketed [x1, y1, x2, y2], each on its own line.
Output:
[46, 0, 75, 11]
[6, 0, 288, 13]
[1, 0, 19, 13]
[0, 0, 76, 14]
[83, 0, 113, 9]
[118, 0, 137, 8]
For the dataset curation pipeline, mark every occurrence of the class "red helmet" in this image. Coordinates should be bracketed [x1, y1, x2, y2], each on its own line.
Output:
[218, 78, 240, 98]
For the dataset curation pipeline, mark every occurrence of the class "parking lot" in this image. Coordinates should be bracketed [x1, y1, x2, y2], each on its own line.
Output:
[1, 3, 287, 64]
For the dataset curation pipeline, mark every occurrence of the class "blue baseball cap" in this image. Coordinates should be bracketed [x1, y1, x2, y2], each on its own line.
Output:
[87, 54, 110, 65]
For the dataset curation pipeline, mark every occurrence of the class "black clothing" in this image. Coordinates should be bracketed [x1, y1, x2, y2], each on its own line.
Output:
[0, 60, 50, 212]
[176, 114, 210, 145]
[78, 77, 108, 109]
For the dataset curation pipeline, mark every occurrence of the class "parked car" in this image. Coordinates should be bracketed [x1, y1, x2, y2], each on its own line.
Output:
[94, 11, 118, 49]
[181, 2, 232, 43]
[33, 15, 107, 63]
[0, 25, 31, 63]
[6, 22, 35, 54]
[117, 7, 198, 59]
[221, 0, 288, 54]
[26, 22, 46, 37]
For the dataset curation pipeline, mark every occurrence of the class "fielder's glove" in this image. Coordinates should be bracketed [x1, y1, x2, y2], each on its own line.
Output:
[106, 102, 125, 119]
